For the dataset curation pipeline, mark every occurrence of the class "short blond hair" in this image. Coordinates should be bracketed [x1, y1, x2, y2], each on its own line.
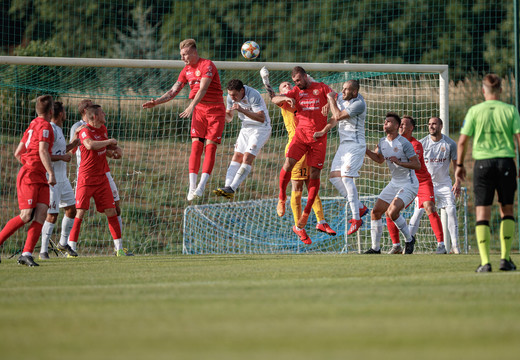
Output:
[179, 39, 197, 50]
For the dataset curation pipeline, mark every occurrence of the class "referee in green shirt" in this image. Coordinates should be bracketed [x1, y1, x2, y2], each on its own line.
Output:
[456, 74, 520, 272]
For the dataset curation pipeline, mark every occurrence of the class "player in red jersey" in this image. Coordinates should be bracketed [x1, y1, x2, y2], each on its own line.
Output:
[385, 115, 445, 254]
[0, 95, 56, 266]
[68, 105, 127, 256]
[142, 38, 226, 201]
[271, 66, 335, 244]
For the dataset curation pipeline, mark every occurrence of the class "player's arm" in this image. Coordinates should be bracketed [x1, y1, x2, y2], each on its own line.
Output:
[14, 142, 26, 164]
[179, 77, 212, 118]
[516, 133, 520, 178]
[233, 104, 266, 123]
[39, 141, 56, 186]
[389, 155, 421, 170]
[366, 145, 385, 164]
[83, 137, 117, 151]
[66, 138, 80, 153]
[327, 92, 344, 121]
[143, 81, 186, 109]
[50, 153, 72, 163]
[450, 159, 462, 197]
[225, 109, 234, 123]
[314, 115, 337, 140]
[272, 95, 295, 108]
[107, 146, 123, 160]
[455, 134, 469, 181]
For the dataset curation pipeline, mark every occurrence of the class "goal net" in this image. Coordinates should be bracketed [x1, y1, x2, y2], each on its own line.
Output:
[0, 57, 465, 256]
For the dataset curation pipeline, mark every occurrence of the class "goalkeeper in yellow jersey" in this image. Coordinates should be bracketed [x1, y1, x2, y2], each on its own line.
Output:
[260, 67, 336, 236]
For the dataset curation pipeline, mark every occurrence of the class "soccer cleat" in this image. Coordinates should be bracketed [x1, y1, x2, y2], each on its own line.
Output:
[316, 222, 336, 236]
[388, 245, 403, 254]
[404, 235, 416, 254]
[436, 243, 447, 254]
[277, 199, 286, 217]
[187, 189, 196, 201]
[451, 245, 461, 254]
[214, 186, 235, 199]
[115, 248, 134, 257]
[260, 66, 270, 86]
[359, 204, 369, 218]
[57, 243, 78, 257]
[39, 252, 50, 260]
[292, 226, 312, 245]
[364, 248, 381, 254]
[17, 255, 39, 267]
[297, 211, 310, 228]
[347, 219, 363, 235]
[192, 187, 204, 200]
[499, 258, 517, 271]
[475, 263, 492, 273]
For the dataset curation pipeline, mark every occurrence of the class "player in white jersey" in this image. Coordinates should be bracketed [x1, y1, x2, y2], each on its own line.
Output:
[214, 79, 272, 199]
[39, 101, 80, 259]
[365, 113, 420, 254]
[408, 117, 461, 253]
[327, 80, 369, 235]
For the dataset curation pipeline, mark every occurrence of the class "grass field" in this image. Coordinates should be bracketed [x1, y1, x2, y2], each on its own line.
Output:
[1, 254, 520, 360]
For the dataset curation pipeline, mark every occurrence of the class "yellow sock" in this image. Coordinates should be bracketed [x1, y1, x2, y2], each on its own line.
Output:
[290, 191, 302, 227]
[312, 195, 325, 223]
[476, 223, 491, 266]
[500, 218, 515, 261]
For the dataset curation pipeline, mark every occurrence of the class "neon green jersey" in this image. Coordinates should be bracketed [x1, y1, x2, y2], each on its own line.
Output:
[460, 100, 520, 160]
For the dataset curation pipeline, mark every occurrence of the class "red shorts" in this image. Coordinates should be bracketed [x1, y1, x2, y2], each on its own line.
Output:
[191, 102, 226, 144]
[286, 131, 327, 170]
[75, 180, 115, 213]
[417, 179, 436, 208]
[16, 168, 49, 210]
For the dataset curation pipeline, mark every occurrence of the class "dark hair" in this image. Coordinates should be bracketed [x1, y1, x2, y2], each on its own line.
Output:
[291, 66, 307, 77]
[483, 73, 501, 92]
[85, 104, 102, 121]
[386, 112, 401, 125]
[227, 79, 244, 91]
[429, 116, 443, 126]
[78, 99, 93, 115]
[402, 115, 415, 129]
[346, 79, 360, 91]
[52, 101, 64, 119]
[36, 95, 54, 116]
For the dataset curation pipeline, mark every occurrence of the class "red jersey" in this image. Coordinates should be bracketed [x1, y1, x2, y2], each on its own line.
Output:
[20, 117, 54, 184]
[285, 82, 332, 141]
[78, 124, 110, 186]
[409, 136, 432, 183]
[177, 58, 223, 102]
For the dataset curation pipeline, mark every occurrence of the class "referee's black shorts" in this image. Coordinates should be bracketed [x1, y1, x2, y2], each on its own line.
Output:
[473, 157, 517, 206]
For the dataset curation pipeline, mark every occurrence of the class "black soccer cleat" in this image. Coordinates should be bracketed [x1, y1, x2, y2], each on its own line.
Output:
[499, 258, 517, 271]
[364, 248, 381, 254]
[214, 186, 235, 199]
[475, 263, 492, 273]
[17, 255, 39, 267]
[57, 243, 78, 257]
[404, 235, 416, 254]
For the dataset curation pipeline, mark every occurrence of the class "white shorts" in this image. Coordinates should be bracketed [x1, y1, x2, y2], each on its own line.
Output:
[48, 180, 76, 214]
[378, 180, 419, 207]
[330, 141, 366, 177]
[106, 172, 120, 202]
[234, 126, 271, 157]
[433, 183, 456, 208]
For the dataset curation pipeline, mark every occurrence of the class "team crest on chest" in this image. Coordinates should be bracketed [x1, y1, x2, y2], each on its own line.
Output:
[441, 146, 446, 152]
[393, 147, 399, 152]
[195, 70, 201, 76]
[313, 89, 319, 95]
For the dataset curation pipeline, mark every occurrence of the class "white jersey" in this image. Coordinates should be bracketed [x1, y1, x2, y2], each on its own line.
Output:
[336, 93, 366, 145]
[378, 134, 418, 185]
[50, 122, 69, 182]
[421, 134, 457, 186]
[227, 85, 271, 129]
[70, 119, 86, 167]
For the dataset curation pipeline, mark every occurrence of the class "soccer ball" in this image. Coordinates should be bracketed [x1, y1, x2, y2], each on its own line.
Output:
[241, 41, 260, 60]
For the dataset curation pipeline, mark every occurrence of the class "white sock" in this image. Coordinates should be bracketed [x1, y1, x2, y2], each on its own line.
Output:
[394, 215, 412, 242]
[230, 164, 252, 191]
[342, 177, 360, 220]
[225, 161, 241, 187]
[22, 252, 32, 257]
[446, 205, 459, 247]
[113, 239, 123, 251]
[189, 173, 198, 191]
[408, 207, 425, 237]
[370, 219, 382, 251]
[59, 216, 75, 246]
[68, 241, 77, 251]
[330, 177, 347, 197]
[41, 221, 55, 253]
[197, 173, 210, 191]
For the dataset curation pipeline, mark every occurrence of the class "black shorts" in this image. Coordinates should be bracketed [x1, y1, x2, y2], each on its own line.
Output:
[473, 158, 517, 206]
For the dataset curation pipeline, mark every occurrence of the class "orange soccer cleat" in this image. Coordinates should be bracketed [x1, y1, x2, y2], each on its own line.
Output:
[347, 218, 363, 235]
[293, 226, 312, 245]
[316, 222, 337, 236]
[277, 199, 286, 217]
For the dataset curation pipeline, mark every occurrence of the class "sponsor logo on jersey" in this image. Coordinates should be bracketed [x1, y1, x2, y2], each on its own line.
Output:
[191, 129, 196, 134]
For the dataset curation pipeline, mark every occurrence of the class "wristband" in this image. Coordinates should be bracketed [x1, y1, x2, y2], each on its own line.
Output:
[456, 163, 464, 167]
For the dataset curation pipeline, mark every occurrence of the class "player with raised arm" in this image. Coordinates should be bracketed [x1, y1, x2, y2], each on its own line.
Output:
[39, 101, 80, 259]
[261, 67, 336, 236]
[0, 95, 56, 266]
[327, 80, 369, 235]
[142, 38, 226, 201]
[365, 113, 420, 254]
[271, 66, 335, 244]
[385, 115, 445, 254]
[68, 105, 127, 256]
[214, 79, 271, 198]
[407, 117, 461, 254]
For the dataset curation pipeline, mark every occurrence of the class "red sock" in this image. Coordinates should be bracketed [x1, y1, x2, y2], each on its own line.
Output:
[279, 168, 292, 201]
[386, 216, 401, 244]
[69, 217, 83, 243]
[0, 216, 26, 245]
[303, 178, 320, 214]
[107, 215, 122, 240]
[189, 140, 204, 174]
[23, 221, 43, 253]
[428, 212, 444, 243]
[202, 143, 217, 174]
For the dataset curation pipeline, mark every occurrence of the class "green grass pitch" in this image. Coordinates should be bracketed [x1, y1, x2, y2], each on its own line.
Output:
[1, 253, 520, 360]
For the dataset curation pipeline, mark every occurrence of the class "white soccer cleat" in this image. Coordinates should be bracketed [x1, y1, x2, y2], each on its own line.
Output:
[192, 187, 204, 199]
[260, 66, 270, 87]
[187, 189, 196, 201]
[451, 245, 461, 254]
